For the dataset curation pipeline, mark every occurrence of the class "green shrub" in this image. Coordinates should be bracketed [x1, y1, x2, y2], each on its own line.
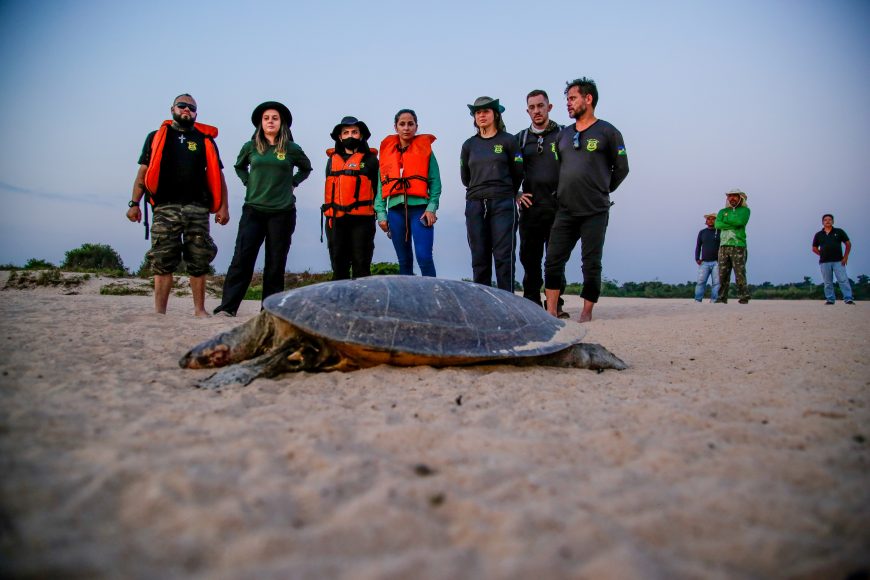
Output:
[100, 282, 151, 296]
[370, 262, 400, 276]
[63, 243, 125, 273]
[24, 258, 56, 270]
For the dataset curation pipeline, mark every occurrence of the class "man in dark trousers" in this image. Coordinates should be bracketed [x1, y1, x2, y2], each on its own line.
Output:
[544, 78, 629, 322]
[812, 213, 855, 305]
[127, 93, 229, 317]
[516, 89, 566, 316]
[694, 213, 721, 302]
[322, 116, 379, 280]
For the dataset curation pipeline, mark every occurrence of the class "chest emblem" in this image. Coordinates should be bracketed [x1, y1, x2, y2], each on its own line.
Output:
[276, 152, 286, 161]
[586, 138, 599, 152]
[494, 144, 504, 154]
[187, 141, 197, 152]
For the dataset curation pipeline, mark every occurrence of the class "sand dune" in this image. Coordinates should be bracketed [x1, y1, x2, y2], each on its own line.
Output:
[0, 275, 868, 579]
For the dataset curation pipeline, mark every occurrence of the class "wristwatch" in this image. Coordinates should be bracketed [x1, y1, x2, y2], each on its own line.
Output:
[128, 200, 140, 208]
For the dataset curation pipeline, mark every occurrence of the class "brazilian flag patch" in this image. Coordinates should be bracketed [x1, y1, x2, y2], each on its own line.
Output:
[617, 145, 627, 156]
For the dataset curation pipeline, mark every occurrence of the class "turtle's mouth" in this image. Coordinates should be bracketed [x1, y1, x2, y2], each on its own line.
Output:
[180, 342, 232, 369]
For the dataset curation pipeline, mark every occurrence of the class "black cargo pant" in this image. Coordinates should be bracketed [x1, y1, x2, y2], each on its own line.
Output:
[214, 205, 296, 315]
[465, 197, 518, 292]
[519, 202, 564, 307]
[326, 214, 376, 280]
[544, 210, 609, 304]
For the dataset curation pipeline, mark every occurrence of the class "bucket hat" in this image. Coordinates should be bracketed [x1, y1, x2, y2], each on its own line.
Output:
[330, 116, 371, 141]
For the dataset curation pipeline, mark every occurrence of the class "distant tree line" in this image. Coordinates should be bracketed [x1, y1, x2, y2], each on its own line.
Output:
[1, 243, 865, 300]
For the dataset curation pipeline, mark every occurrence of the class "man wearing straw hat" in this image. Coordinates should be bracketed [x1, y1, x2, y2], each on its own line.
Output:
[694, 213, 720, 302]
[714, 188, 751, 304]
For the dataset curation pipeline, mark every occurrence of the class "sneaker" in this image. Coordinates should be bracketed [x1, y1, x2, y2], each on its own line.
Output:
[845, 300, 855, 305]
[824, 301, 835, 305]
[214, 310, 236, 317]
[714, 299, 728, 304]
[557, 310, 571, 319]
[738, 298, 749, 304]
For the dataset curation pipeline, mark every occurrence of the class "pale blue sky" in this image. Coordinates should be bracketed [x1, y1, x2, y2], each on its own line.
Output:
[0, 0, 867, 284]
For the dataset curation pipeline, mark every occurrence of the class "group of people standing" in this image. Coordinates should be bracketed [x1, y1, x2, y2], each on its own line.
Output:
[128, 78, 632, 321]
[694, 194, 855, 305]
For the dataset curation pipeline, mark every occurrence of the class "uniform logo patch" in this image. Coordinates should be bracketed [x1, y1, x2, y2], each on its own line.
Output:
[550, 143, 557, 153]
[276, 152, 286, 160]
[188, 141, 197, 152]
[494, 144, 504, 154]
[585, 139, 598, 152]
[617, 145, 627, 156]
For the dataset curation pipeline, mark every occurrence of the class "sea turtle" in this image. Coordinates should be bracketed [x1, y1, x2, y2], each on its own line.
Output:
[181, 276, 627, 389]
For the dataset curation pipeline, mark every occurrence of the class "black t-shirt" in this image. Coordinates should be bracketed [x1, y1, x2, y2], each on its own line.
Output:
[555, 119, 629, 216]
[813, 227, 850, 263]
[460, 131, 524, 200]
[138, 126, 223, 207]
[516, 124, 561, 216]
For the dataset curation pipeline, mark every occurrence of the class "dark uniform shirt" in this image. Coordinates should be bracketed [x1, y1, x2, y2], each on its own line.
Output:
[813, 227, 850, 263]
[554, 119, 629, 216]
[516, 124, 561, 218]
[460, 131, 523, 200]
[695, 227, 721, 262]
[138, 126, 223, 207]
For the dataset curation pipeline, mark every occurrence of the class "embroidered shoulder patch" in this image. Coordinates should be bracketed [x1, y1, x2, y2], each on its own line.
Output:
[617, 145, 627, 156]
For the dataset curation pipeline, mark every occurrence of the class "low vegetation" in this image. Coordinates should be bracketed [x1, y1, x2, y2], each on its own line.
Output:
[1, 244, 865, 300]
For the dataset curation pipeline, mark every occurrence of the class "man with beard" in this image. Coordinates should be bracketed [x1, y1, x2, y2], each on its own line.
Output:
[544, 78, 629, 322]
[322, 116, 379, 280]
[515, 90, 566, 316]
[714, 189, 751, 304]
[127, 93, 229, 317]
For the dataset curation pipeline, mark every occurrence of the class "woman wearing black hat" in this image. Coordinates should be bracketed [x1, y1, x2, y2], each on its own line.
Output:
[461, 96, 524, 291]
[322, 116, 379, 280]
[213, 101, 312, 316]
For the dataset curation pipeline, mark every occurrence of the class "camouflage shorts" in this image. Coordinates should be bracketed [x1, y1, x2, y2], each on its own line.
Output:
[146, 204, 217, 276]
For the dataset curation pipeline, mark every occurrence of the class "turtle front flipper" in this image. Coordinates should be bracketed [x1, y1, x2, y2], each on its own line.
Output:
[194, 336, 343, 389]
[179, 311, 278, 370]
[539, 343, 628, 371]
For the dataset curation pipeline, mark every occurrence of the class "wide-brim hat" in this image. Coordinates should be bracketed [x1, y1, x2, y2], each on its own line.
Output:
[467, 96, 505, 115]
[251, 101, 292, 128]
[330, 116, 371, 141]
[704, 213, 716, 219]
[725, 188, 747, 200]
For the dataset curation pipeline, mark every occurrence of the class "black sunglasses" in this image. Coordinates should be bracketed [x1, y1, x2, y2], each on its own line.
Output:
[536, 135, 544, 155]
[175, 102, 197, 112]
[572, 131, 581, 150]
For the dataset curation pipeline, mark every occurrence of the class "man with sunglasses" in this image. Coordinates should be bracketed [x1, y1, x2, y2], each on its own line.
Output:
[515, 90, 567, 316]
[127, 94, 230, 317]
[544, 78, 629, 322]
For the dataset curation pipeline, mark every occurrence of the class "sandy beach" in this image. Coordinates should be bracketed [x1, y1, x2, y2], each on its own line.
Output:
[0, 273, 868, 579]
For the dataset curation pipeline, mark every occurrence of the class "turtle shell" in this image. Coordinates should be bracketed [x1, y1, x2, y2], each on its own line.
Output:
[263, 276, 586, 365]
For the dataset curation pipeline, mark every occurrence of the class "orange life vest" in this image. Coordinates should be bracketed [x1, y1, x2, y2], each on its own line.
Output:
[143, 120, 222, 213]
[322, 148, 377, 220]
[378, 134, 434, 200]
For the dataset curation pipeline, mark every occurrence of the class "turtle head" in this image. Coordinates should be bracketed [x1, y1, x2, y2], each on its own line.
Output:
[179, 312, 278, 369]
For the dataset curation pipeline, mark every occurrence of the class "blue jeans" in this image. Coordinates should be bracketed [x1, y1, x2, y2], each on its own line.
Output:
[386, 205, 436, 276]
[820, 261, 852, 302]
[694, 260, 720, 302]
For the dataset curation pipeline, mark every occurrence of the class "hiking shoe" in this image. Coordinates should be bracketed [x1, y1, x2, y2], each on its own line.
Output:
[845, 300, 855, 305]
[824, 301, 835, 305]
[557, 310, 571, 319]
[738, 298, 750, 304]
[714, 299, 728, 304]
[214, 310, 236, 317]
